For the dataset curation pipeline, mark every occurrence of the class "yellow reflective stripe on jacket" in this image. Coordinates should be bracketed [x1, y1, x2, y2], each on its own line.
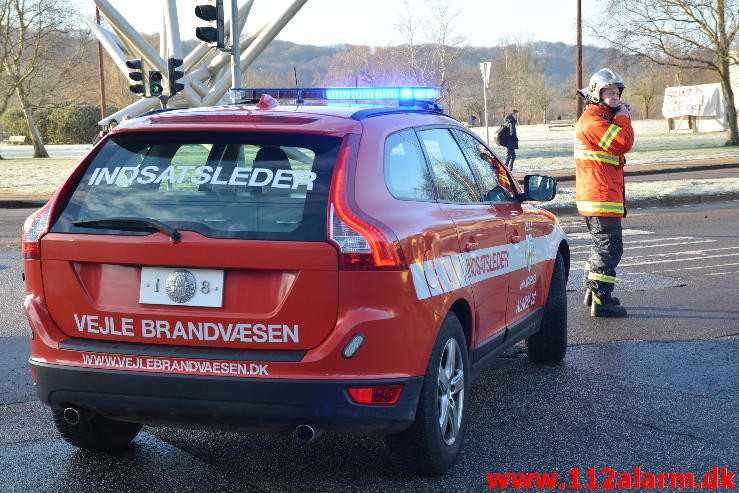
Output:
[576, 200, 625, 214]
[574, 149, 620, 166]
[587, 271, 616, 284]
[598, 124, 622, 150]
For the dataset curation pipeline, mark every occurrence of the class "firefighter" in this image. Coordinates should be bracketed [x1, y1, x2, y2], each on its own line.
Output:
[575, 68, 634, 317]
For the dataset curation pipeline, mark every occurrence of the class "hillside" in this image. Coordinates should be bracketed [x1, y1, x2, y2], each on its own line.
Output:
[248, 40, 616, 87]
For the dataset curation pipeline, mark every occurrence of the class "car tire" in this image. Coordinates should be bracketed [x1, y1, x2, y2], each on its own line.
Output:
[52, 409, 143, 451]
[385, 312, 469, 476]
[526, 251, 567, 363]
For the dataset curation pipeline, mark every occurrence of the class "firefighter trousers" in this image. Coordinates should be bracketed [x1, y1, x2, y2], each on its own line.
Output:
[583, 216, 623, 298]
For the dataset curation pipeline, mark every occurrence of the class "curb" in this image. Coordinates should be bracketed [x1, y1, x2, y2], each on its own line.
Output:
[0, 199, 48, 209]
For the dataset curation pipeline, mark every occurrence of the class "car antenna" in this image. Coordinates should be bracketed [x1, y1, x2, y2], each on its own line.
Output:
[294, 67, 304, 106]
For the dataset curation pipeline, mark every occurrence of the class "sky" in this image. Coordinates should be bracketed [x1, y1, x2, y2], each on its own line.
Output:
[73, 0, 600, 48]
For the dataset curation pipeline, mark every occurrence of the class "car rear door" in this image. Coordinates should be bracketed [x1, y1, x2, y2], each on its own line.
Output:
[416, 127, 510, 348]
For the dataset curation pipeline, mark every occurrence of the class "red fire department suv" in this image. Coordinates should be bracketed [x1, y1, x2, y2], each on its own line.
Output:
[22, 87, 569, 476]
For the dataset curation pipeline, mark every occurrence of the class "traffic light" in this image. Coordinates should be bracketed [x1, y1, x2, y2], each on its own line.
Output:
[149, 71, 164, 97]
[195, 0, 224, 49]
[168, 58, 185, 96]
[126, 59, 145, 95]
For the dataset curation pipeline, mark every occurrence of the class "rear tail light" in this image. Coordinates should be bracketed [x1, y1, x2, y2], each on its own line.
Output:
[328, 135, 405, 271]
[22, 202, 52, 260]
[20, 144, 100, 260]
[347, 385, 403, 405]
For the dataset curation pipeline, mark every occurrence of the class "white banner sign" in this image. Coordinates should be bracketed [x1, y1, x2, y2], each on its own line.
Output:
[662, 83, 723, 119]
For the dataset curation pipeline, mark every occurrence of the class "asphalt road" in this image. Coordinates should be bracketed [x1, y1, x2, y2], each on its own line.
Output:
[0, 204, 737, 492]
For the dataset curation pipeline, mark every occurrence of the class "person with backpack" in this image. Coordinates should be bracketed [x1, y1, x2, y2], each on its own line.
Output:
[502, 110, 519, 169]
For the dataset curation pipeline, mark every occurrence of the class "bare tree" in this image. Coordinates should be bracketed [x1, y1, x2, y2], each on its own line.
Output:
[592, 0, 739, 145]
[324, 46, 387, 86]
[491, 37, 536, 121]
[527, 72, 560, 123]
[627, 64, 672, 119]
[0, 0, 86, 157]
[425, 0, 466, 115]
[393, 0, 431, 86]
[391, 0, 466, 115]
[455, 64, 486, 124]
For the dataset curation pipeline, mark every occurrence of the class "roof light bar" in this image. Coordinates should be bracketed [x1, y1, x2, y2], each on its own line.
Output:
[228, 86, 440, 104]
[325, 87, 440, 101]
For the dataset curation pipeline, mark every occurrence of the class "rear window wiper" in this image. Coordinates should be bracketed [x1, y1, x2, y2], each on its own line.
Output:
[73, 217, 181, 243]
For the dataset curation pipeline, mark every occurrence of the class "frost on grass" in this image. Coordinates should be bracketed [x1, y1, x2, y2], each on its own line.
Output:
[0, 158, 80, 195]
[473, 119, 739, 173]
[2, 119, 739, 197]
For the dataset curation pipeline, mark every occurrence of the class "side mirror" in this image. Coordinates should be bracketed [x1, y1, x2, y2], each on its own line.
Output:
[522, 174, 556, 202]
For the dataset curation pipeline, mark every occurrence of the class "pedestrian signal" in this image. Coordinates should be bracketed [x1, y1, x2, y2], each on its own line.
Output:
[149, 71, 164, 97]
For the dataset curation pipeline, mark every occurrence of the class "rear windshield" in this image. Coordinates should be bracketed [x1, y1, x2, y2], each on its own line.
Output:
[52, 132, 341, 241]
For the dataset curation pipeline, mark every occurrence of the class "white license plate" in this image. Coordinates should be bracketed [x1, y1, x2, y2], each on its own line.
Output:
[139, 267, 224, 307]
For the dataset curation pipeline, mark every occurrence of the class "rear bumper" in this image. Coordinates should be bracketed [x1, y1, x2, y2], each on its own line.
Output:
[32, 362, 423, 434]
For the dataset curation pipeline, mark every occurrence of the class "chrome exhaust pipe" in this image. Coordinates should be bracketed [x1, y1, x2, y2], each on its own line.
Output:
[295, 424, 323, 443]
[63, 407, 81, 425]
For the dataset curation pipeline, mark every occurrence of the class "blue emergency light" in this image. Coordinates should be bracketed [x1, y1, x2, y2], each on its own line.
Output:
[228, 86, 440, 104]
[324, 87, 440, 101]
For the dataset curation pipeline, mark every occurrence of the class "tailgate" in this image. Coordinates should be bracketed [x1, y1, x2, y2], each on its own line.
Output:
[40, 232, 338, 350]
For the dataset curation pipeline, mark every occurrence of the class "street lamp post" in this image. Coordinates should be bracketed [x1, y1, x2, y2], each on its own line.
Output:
[480, 61, 491, 144]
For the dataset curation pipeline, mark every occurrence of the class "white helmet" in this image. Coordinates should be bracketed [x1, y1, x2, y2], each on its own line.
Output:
[581, 68, 626, 105]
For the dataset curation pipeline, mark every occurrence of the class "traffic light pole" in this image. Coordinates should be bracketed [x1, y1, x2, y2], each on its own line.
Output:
[230, 0, 241, 88]
[96, 8, 107, 119]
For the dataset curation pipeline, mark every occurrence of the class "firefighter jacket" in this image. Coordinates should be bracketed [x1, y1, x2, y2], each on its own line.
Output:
[574, 104, 634, 217]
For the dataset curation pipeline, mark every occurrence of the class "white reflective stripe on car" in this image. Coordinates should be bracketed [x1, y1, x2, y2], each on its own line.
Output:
[410, 224, 566, 300]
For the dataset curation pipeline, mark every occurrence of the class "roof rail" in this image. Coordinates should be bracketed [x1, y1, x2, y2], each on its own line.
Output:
[350, 105, 446, 121]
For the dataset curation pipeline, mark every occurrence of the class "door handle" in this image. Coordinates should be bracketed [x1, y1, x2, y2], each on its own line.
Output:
[510, 234, 522, 244]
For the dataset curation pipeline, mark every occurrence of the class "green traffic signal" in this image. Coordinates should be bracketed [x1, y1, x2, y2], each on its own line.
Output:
[149, 71, 163, 96]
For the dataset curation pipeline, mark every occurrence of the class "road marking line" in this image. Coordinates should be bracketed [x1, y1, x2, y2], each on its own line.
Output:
[621, 252, 739, 267]
[657, 262, 739, 273]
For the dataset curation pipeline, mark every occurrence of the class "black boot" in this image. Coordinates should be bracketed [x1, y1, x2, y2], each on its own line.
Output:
[590, 293, 627, 318]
